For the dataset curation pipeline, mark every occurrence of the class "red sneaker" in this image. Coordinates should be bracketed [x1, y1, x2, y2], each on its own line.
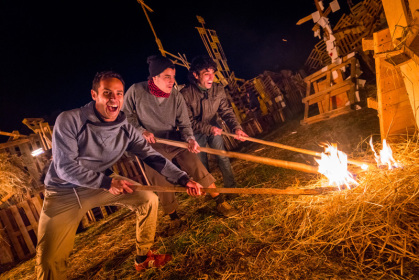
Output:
[135, 250, 172, 271]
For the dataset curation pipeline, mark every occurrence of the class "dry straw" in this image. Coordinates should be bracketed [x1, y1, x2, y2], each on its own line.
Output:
[0, 152, 35, 203]
[1, 136, 418, 279]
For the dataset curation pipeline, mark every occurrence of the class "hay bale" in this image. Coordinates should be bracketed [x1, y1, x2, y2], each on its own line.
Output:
[0, 152, 36, 203]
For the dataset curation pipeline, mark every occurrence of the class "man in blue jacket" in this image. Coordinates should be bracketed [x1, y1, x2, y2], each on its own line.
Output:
[36, 71, 203, 279]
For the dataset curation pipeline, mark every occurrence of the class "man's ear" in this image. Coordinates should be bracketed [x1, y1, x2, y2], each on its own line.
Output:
[91, 89, 97, 101]
[192, 72, 198, 80]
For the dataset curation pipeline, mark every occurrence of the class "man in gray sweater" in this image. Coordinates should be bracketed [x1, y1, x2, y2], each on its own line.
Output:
[36, 71, 203, 279]
[122, 55, 238, 228]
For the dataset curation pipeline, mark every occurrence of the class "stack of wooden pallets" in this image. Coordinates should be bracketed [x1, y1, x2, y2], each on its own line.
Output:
[303, 0, 384, 74]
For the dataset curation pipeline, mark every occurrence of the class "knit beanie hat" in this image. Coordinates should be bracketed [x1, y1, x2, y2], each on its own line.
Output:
[147, 55, 175, 78]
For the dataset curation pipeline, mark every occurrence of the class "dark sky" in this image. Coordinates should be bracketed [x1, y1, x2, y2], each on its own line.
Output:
[0, 0, 353, 139]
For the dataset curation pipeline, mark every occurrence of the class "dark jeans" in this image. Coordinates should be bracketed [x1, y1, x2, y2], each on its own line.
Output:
[195, 133, 236, 188]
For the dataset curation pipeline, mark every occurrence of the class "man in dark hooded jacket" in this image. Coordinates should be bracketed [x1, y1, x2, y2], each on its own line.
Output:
[181, 55, 248, 191]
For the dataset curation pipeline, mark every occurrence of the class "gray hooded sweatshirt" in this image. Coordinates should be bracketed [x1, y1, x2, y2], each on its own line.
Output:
[44, 101, 189, 189]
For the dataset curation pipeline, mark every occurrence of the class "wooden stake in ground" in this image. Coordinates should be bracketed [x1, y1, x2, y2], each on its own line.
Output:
[221, 131, 373, 169]
[155, 138, 319, 174]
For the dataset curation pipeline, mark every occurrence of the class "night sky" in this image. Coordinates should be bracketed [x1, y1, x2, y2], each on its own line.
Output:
[1, 0, 353, 140]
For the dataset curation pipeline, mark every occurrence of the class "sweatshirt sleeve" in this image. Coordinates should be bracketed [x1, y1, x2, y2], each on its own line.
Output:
[51, 112, 109, 189]
[122, 84, 146, 134]
[127, 126, 190, 186]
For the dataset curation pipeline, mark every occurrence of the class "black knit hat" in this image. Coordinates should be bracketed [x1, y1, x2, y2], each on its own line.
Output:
[147, 55, 175, 78]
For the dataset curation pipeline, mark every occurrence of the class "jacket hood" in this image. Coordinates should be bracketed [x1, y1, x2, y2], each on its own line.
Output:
[80, 101, 127, 127]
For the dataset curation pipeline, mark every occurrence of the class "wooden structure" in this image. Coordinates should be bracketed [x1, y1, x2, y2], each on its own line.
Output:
[363, 0, 419, 140]
[302, 0, 384, 74]
[301, 54, 360, 125]
[382, 0, 419, 133]
[0, 134, 47, 193]
[264, 70, 306, 117]
[22, 118, 53, 150]
[0, 194, 43, 264]
[195, 16, 248, 124]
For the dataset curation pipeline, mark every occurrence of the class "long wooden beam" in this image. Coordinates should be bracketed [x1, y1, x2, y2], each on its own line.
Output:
[155, 138, 319, 174]
[221, 131, 372, 169]
[112, 175, 334, 195]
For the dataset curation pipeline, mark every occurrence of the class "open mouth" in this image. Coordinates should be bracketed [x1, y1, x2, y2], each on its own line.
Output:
[107, 104, 118, 113]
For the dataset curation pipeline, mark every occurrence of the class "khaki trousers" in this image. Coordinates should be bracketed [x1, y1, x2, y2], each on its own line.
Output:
[36, 183, 158, 280]
[144, 143, 215, 214]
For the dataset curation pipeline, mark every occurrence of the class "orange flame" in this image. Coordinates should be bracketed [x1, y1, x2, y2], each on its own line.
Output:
[315, 144, 359, 190]
[369, 137, 400, 169]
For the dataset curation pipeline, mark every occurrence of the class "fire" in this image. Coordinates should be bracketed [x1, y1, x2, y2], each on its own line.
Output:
[369, 137, 400, 169]
[315, 144, 359, 190]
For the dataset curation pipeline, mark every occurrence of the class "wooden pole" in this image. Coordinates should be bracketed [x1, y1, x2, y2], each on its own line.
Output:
[134, 156, 151, 186]
[112, 175, 333, 195]
[155, 138, 319, 174]
[221, 131, 373, 169]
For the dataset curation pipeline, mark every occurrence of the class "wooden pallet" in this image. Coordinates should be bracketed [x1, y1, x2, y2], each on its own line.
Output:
[301, 55, 358, 125]
[0, 195, 42, 264]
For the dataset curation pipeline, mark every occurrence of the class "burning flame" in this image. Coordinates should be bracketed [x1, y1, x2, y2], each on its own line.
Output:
[369, 137, 400, 169]
[315, 144, 359, 190]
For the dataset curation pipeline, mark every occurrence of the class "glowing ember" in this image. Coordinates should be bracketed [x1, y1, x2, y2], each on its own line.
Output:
[315, 144, 358, 190]
[369, 137, 400, 169]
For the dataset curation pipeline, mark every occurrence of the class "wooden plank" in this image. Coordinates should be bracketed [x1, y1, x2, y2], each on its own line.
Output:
[303, 80, 353, 103]
[367, 97, 378, 110]
[296, 14, 312, 25]
[400, 60, 419, 129]
[373, 28, 393, 54]
[0, 222, 14, 264]
[382, 0, 409, 41]
[0, 209, 26, 259]
[100, 207, 108, 218]
[31, 195, 43, 216]
[301, 106, 353, 125]
[9, 205, 36, 255]
[18, 201, 39, 236]
[0, 139, 30, 150]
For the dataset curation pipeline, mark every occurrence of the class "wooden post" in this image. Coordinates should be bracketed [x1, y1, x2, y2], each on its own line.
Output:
[155, 138, 319, 174]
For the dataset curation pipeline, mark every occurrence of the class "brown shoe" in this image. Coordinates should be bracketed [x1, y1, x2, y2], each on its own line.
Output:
[216, 201, 238, 217]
